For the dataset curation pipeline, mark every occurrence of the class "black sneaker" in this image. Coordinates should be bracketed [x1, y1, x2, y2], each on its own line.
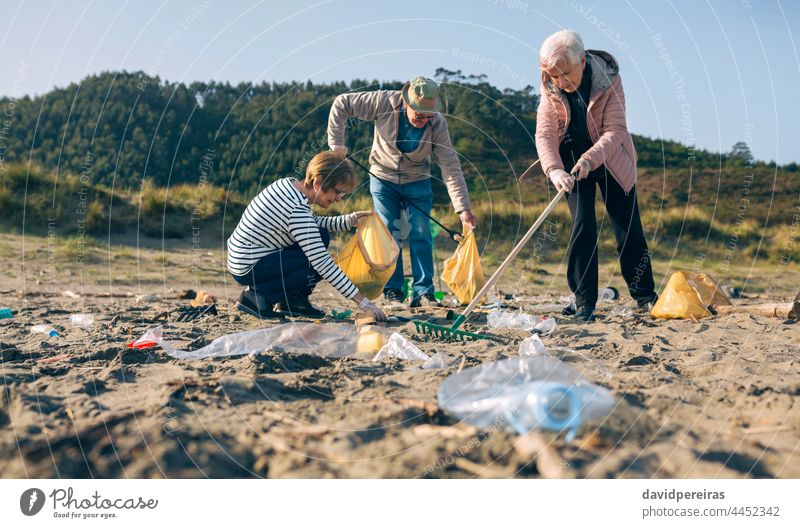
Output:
[637, 294, 659, 314]
[383, 288, 405, 303]
[410, 293, 440, 308]
[572, 306, 596, 322]
[275, 296, 325, 319]
[236, 288, 281, 320]
[561, 303, 577, 316]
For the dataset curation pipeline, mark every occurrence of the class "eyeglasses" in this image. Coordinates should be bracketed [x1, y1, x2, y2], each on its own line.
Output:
[333, 187, 347, 199]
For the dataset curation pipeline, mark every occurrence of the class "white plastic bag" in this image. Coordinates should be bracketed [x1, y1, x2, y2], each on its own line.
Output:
[373, 333, 429, 362]
[487, 310, 557, 335]
[141, 323, 359, 360]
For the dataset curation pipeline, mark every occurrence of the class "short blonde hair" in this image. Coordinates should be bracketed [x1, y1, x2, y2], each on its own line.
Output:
[304, 151, 356, 192]
[539, 29, 585, 70]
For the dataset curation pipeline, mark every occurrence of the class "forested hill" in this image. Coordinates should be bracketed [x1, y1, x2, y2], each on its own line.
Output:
[0, 69, 792, 197]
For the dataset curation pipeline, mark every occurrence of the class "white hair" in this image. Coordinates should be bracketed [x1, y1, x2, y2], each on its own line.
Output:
[539, 29, 585, 70]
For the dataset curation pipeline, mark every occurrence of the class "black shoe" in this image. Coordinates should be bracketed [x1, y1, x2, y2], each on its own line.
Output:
[561, 303, 577, 316]
[572, 306, 596, 322]
[236, 288, 281, 320]
[637, 294, 659, 314]
[410, 293, 440, 308]
[383, 288, 405, 303]
[275, 296, 325, 319]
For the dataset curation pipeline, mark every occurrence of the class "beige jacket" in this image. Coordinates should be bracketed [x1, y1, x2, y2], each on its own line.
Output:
[327, 90, 471, 212]
[535, 50, 638, 193]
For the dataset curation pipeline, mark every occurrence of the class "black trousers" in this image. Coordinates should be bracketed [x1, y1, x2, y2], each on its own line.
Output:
[566, 166, 656, 309]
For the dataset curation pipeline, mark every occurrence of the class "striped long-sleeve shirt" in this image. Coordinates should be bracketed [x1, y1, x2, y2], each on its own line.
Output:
[227, 178, 360, 299]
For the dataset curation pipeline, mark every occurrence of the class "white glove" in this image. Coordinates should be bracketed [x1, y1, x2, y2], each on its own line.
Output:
[571, 158, 591, 180]
[548, 169, 575, 193]
[357, 297, 387, 322]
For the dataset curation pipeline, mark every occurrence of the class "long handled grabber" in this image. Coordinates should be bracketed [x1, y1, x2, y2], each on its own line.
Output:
[414, 179, 569, 341]
[347, 156, 464, 243]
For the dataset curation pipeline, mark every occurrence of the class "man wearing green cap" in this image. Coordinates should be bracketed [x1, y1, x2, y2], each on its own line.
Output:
[328, 76, 477, 307]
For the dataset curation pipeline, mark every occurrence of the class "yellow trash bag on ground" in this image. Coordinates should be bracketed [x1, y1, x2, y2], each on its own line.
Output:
[650, 271, 731, 319]
[334, 213, 399, 300]
[441, 226, 485, 305]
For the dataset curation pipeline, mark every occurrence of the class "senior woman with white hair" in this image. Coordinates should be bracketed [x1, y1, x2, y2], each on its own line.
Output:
[535, 29, 658, 321]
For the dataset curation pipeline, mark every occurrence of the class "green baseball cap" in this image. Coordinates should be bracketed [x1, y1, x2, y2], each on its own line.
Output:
[401, 76, 442, 113]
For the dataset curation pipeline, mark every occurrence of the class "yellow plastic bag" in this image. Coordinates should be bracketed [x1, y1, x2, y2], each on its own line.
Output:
[441, 226, 485, 305]
[650, 271, 731, 319]
[334, 213, 399, 300]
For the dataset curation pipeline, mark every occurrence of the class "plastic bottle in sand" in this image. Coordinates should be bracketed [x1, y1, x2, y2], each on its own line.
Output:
[31, 324, 59, 337]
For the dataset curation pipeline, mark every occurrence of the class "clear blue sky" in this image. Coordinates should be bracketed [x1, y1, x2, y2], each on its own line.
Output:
[2, 0, 798, 164]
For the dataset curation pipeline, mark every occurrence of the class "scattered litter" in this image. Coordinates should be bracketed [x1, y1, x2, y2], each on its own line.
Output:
[0, 307, 13, 319]
[440, 295, 461, 308]
[135, 294, 159, 304]
[69, 313, 95, 328]
[608, 305, 634, 318]
[128, 329, 160, 349]
[561, 287, 618, 305]
[519, 334, 548, 356]
[178, 289, 196, 299]
[330, 308, 352, 320]
[723, 285, 743, 299]
[31, 324, 59, 337]
[487, 310, 557, 335]
[140, 323, 364, 360]
[422, 351, 457, 370]
[190, 290, 217, 307]
[357, 326, 386, 354]
[437, 355, 616, 441]
[62, 290, 81, 299]
[373, 333, 429, 362]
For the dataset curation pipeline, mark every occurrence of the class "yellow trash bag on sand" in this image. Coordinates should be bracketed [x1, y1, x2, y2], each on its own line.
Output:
[650, 271, 731, 319]
[441, 226, 485, 305]
[334, 213, 399, 300]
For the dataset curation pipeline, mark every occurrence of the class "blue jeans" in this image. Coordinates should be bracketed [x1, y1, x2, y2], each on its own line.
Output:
[369, 176, 434, 297]
[231, 227, 330, 304]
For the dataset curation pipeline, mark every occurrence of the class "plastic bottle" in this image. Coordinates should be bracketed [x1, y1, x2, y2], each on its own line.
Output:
[31, 324, 59, 337]
[563, 286, 619, 305]
[69, 314, 95, 328]
[0, 307, 13, 319]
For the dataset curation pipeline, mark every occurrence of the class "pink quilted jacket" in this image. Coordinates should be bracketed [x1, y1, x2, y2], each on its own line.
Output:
[535, 50, 638, 193]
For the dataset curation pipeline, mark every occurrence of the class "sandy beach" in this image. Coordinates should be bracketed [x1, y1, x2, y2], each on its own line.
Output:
[1, 233, 798, 478]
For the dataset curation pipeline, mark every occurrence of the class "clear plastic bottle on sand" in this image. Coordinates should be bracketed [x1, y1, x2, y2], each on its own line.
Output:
[31, 324, 59, 337]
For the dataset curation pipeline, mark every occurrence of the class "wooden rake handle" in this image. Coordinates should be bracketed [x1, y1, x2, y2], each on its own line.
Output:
[454, 187, 567, 327]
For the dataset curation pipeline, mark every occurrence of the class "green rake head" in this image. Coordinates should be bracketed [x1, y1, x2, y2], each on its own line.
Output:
[412, 318, 493, 342]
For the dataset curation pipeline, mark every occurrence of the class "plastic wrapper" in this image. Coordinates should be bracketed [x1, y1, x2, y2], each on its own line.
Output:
[138, 323, 361, 360]
[69, 314, 95, 328]
[334, 214, 399, 300]
[441, 226, 485, 305]
[372, 333, 429, 362]
[437, 354, 616, 441]
[651, 271, 731, 319]
[487, 310, 557, 335]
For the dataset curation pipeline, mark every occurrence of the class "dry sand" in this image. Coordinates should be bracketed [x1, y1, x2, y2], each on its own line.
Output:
[1, 233, 799, 478]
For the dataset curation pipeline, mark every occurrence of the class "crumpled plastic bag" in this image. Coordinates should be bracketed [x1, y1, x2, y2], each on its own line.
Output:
[137, 323, 360, 360]
[373, 332, 429, 361]
[441, 226, 485, 305]
[334, 213, 399, 300]
[437, 354, 616, 441]
[651, 271, 731, 319]
[372, 333, 454, 369]
[487, 310, 557, 335]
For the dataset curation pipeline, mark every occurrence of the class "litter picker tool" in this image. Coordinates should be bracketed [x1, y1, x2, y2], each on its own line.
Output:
[347, 156, 464, 243]
[414, 178, 571, 341]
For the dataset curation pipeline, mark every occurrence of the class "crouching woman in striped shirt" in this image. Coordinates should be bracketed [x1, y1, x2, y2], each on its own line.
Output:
[227, 151, 386, 321]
